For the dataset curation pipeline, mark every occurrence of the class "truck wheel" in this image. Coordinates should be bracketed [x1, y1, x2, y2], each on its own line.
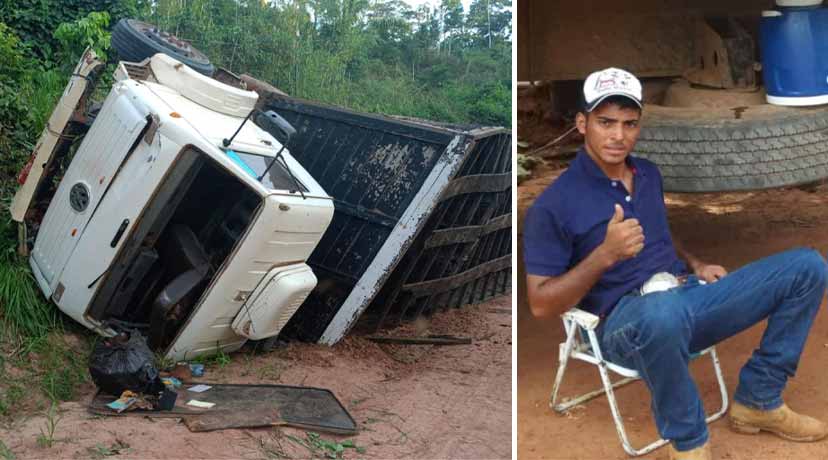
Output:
[111, 19, 215, 76]
[636, 104, 828, 192]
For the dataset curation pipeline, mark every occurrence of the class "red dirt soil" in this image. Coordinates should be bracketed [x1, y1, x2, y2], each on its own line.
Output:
[518, 165, 828, 460]
[1, 296, 511, 459]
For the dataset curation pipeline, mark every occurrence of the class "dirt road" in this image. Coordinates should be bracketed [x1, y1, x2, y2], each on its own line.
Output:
[1, 296, 511, 459]
[518, 165, 828, 460]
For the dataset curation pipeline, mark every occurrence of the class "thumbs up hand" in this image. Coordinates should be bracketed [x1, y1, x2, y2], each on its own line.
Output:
[602, 204, 644, 263]
[609, 203, 625, 225]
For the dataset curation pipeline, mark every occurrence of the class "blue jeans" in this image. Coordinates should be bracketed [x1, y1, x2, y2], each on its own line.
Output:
[597, 248, 826, 451]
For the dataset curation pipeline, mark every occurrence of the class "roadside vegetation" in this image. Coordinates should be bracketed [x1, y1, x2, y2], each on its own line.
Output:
[142, 0, 512, 126]
[0, 0, 512, 440]
[0, 9, 101, 427]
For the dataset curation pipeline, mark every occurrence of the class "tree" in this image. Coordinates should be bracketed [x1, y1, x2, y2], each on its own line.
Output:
[140, 0, 511, 126]
[439, 0, 463, 55]
[467, 0, 511, 48]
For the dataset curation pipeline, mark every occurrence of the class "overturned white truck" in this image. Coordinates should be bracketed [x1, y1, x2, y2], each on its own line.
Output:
[12, 50, 334, 359]
[13, 22, 512, 358]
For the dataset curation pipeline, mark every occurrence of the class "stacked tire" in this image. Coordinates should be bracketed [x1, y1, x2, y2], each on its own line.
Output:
[636, 104, 828, 192]
[111, 19, 214, 76]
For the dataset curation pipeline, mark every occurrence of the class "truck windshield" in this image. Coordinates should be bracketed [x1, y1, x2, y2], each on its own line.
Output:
[226, 150, 308, 193]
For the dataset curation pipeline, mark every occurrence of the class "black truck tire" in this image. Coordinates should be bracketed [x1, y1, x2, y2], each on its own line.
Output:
[111, 19, 215, 76]
[635, 104, 828, 192]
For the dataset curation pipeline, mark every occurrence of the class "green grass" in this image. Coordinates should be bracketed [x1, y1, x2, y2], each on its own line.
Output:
[0, 382, 25, 417]
[190, 344, 232, 368]
[0, 329, 92, 424]
[86, 440, 131, 459]
[35, 402, 61, 448]
[0, 135, 56, 344]
[0, 439, 15, 460]
[20, 69, 68, 136]
[285, 432, 366, 459]
[0, 259, 56, 341]
[153, 350, 176, 372]
[0, 330, 91, 424]
[35, 335, 90, 402]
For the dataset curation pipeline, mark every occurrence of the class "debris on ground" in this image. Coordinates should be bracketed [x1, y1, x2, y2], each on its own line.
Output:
[161, 377, 182, 389]
[189, 363, 205, 377]
[183, 406, 283, 432]
[157, 389, 178, 410]
[2, 298, 510, 458]
[89, 382, 358, 435]
[165, 363, 193, 383]
[187, 384, 211, 393]
[88, 331, 164, 396]
[186, 400, 215, 409]
[106, 391, 138, 413]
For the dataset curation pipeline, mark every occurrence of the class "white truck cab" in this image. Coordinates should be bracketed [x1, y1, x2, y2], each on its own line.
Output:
[12, 51, 334, 359]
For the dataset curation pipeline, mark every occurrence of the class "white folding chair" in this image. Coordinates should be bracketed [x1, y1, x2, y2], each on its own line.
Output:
[550, 308, 729, 457]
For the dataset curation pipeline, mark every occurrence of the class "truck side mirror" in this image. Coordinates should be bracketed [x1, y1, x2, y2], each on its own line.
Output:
[255, 110, 296, 147]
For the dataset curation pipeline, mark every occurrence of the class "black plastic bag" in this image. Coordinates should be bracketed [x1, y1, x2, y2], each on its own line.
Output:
[89, 331, 164, 396]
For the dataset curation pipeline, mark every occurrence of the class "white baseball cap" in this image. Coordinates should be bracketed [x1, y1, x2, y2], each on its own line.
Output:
[583, 67, 643, 112]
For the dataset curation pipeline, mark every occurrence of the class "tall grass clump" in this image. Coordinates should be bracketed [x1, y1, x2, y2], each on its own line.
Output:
[0, 215, 56, 342]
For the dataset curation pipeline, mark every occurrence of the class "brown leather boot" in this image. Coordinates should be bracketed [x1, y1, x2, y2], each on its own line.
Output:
[729, 401, 828, 442]
[668, 441, 712, 460]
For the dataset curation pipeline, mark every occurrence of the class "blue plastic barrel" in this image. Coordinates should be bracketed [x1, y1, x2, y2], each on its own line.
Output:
[760, 7, 828, 106]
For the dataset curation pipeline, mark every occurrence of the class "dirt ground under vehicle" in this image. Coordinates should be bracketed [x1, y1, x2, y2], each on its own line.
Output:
[0, 294, 512, 459]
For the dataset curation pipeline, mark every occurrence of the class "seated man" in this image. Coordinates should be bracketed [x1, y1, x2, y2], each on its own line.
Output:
[523, 67, 828, 460]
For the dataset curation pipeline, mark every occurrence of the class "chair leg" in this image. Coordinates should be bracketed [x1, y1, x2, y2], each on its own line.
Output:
[586, 329, 670, 457]
[552, 322, 640, 413]
[705, 347, 729, 424]
[552, 376, 638, 413]
[553, 331, 729, 457]
[550, 320, 577, 409]
[595, 359, 669, 456]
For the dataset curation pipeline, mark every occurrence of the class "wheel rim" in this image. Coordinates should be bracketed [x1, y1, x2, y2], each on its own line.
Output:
[126, 19, 211, 65]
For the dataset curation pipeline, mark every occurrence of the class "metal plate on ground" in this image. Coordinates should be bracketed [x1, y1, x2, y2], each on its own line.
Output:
[88, 382, 357, 435]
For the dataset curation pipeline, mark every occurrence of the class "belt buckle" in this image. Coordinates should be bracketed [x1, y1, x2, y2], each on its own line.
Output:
[640, 272, 680, 295]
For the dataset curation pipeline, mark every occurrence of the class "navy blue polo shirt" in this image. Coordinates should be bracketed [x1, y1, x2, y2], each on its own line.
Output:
[523, 148, 687, 317]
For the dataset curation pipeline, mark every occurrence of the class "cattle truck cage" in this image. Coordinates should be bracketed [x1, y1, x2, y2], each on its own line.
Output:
[262, 96, 512, 344]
